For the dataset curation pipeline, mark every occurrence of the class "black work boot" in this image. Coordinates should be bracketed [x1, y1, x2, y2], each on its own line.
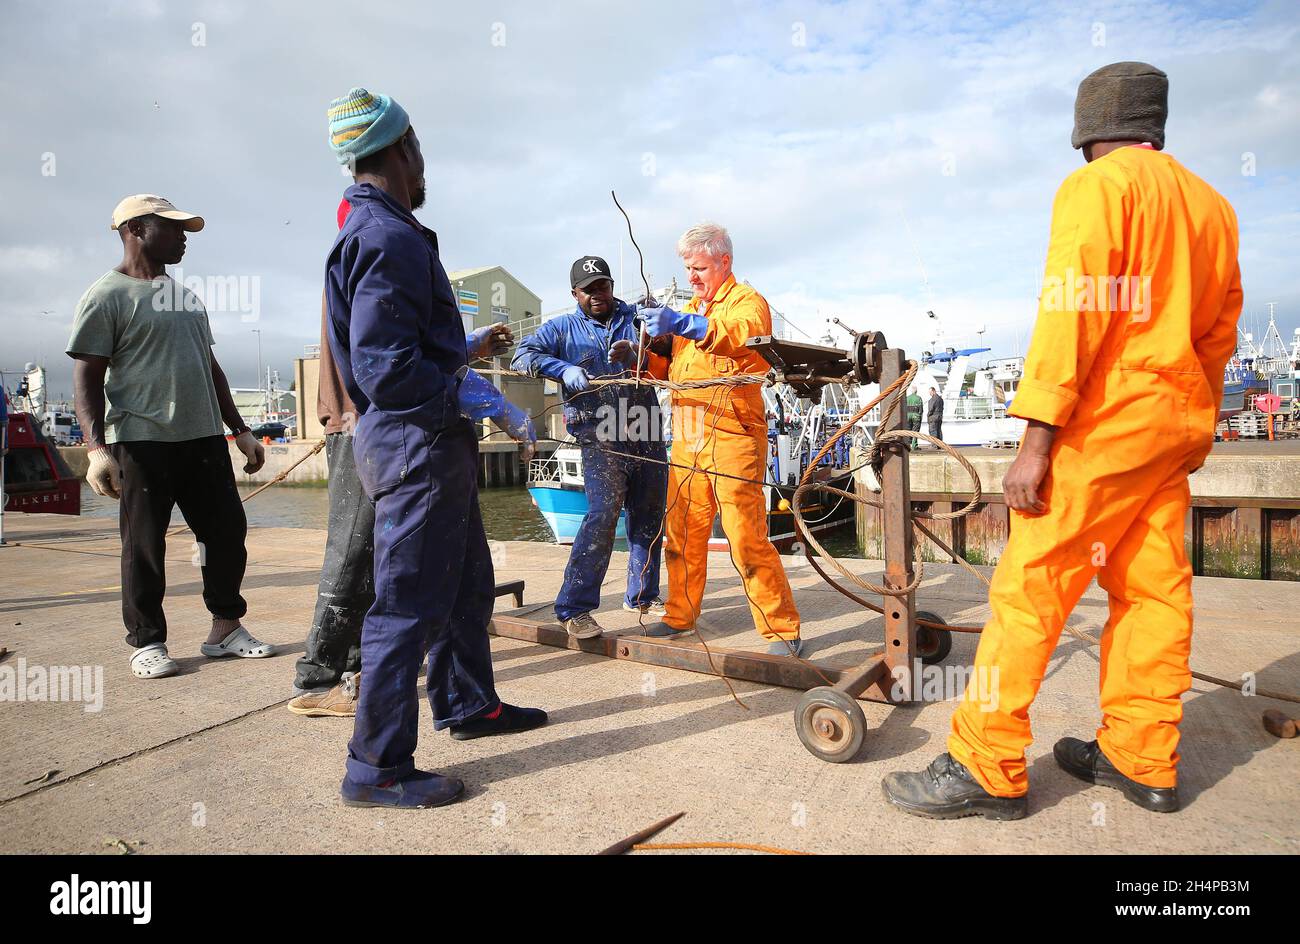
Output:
[1053, 737, 1180, 813]
[638, 621, 692, 638]
[882, 752, 1028, 820]
[449, 702, 548, 741]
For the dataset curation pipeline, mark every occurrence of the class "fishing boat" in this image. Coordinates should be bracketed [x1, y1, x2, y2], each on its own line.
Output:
[1220, 307, 1298, 421]
[526, 445, 629, 545]
[2, 374, 81, 542]
[851, 347, 1027, 448]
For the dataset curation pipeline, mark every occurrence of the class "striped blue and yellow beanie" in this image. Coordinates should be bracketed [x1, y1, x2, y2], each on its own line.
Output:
[328, 88, 410, 165]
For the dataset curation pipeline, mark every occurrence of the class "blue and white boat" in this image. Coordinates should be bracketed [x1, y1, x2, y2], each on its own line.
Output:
[527, 446, 628, 545]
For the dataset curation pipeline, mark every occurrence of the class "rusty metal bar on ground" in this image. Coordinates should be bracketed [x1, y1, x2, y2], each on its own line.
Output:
[489, 611, 892, 701]
[597, 811, 685, 855]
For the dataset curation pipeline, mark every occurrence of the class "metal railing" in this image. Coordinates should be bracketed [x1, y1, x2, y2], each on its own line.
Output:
[528, 457, 562, 483]
[947, 396, 1001, 421]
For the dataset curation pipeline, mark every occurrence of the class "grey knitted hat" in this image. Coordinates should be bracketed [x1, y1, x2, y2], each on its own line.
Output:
[1071, 61, 1168, 150]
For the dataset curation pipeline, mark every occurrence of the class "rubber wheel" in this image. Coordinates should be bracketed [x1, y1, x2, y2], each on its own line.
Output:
[794, 686, 866, 763]
[915, 610, 953, 665]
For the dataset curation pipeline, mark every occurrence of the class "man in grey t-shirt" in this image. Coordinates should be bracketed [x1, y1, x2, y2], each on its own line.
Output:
[67, 194, 275, 680]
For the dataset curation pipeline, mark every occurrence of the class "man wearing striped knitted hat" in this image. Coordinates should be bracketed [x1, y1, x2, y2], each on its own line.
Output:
[323, 88, 544, 809]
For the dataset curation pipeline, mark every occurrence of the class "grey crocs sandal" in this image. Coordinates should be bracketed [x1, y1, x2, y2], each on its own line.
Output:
[131, 644, 179, 679]
[200, 625, 274, 659]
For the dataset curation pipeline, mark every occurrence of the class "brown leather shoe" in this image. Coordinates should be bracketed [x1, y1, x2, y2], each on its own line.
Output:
[288, 673, 359, 717]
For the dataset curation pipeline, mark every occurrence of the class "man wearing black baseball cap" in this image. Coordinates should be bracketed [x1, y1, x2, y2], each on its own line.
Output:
[512, 256, 669, 638]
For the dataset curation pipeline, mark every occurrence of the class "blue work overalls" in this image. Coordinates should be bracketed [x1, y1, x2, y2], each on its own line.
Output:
[512, 302, 668, 621]
[325, 183, 498, 785]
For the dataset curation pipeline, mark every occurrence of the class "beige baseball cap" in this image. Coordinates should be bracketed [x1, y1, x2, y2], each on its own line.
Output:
[110, 194, 205, 232]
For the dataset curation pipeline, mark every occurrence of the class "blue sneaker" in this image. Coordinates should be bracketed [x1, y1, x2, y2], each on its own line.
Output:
[340, 769, 465, 809]
[766, 637, 804, 657]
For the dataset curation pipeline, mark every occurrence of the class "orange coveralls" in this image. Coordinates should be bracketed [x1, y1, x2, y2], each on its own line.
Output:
[656, 275, 800, 640]
[948, 146, 1243, 796]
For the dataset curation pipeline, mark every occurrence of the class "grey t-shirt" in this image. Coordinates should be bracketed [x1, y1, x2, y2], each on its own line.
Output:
[66, 270, 224, 444]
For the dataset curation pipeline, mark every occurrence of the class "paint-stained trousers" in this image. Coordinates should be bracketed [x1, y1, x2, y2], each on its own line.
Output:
[948, 368, 1210, 796]
[554, 436, 668, 621]
[346, 417, 498, 785]
[294, 432, 373, 690]
[663, 393, 799, 640]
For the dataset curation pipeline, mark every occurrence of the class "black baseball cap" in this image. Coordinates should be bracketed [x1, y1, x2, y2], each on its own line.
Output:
[570, 255, 613, 289]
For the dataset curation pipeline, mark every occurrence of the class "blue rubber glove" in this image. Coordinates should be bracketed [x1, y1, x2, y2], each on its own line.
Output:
[466, 323, 514, 360]
[499, 400, 537, 462]
[456, 365, 509, 421]
[455, 366, 537, 461]
[560, 365, 591, 392]
[641, 305, 707, 341]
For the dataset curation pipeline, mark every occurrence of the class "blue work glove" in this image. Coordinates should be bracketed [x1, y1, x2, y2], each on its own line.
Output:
[456, 366, 537, 461]
[560, 365, 591, 392]
[499, 399, 537, 462]
[466, 323, 514, 360]
[641, 305, 707, 341]
[456, 365, 509, 421]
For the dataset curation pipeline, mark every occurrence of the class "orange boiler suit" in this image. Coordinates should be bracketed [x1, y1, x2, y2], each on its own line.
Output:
[947, 145, 1242, 796]
[650, 274, 800, 641]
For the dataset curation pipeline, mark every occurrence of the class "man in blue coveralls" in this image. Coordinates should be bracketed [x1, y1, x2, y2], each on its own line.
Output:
[324, 87, 546, 809]
[512, 256, 668, 639]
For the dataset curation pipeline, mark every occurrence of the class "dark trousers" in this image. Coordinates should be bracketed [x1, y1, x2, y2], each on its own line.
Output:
[346, 419, 498, 785]
[294, 432, 374, 690]
[906, 415, 921, 450]
[928, 419, 943, 444]
[112, 436, 247, 649]
[554, 438, 668, 621]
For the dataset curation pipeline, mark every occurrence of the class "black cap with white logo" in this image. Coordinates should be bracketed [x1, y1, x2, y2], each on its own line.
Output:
[570, 255, 613, 289]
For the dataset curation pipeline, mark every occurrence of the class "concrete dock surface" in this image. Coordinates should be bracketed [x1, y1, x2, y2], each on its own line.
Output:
[0, 513, 1296, 855]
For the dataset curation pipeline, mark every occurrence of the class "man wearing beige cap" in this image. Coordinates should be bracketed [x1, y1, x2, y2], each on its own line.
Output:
[67, 194, 274, 680]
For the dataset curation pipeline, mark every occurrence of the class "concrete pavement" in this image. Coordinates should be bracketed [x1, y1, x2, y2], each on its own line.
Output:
[0, 513, 1296, 854]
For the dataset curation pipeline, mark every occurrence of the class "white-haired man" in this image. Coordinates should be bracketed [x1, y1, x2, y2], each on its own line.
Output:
[639, 223, 802, 654]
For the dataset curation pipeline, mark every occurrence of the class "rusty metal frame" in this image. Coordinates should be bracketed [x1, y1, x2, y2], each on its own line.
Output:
[488, 346, 919, 708]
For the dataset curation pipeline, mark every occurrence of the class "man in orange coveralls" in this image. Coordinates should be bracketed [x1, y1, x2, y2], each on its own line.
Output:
[883, 62, 1242, 820]
[638, 222, 803, 656]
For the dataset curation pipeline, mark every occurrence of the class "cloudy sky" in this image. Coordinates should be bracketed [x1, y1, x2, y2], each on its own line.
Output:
[3, 0, 1297, 401]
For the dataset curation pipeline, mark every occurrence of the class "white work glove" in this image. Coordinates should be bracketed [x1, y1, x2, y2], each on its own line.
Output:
[234, 430, 266, 473]
[85, 446, 121, 499]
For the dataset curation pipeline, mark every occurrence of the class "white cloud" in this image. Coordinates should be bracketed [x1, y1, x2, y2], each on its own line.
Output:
[2, 0, 1298, 400]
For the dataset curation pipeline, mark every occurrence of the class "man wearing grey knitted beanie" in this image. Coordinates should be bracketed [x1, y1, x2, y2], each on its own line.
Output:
[1071, 61, 1169, 154]
[884, 61, 1243, 822]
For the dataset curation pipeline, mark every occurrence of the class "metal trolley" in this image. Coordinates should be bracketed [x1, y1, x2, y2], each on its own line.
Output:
[488, 327, 956, 764]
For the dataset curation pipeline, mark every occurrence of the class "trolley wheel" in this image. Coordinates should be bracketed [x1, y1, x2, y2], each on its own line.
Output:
[794, 686, 866, 763]
[915, 610, 953, 665]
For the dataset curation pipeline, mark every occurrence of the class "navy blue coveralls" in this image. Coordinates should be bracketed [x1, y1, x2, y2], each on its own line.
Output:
[512, 301, 668, 621]
[325, 182, 498, 785]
